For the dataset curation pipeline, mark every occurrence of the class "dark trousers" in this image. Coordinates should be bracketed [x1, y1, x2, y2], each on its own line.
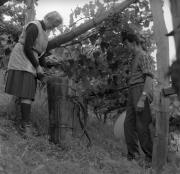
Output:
[124, 84, 153, 159]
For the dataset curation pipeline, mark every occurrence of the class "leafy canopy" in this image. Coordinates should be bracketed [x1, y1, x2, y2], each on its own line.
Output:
[51, 0, 155, 116]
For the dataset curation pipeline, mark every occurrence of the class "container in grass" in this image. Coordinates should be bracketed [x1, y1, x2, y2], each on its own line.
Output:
[113, 111, 127, 154]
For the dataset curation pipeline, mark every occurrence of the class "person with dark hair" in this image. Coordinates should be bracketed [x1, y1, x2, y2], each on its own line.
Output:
[5, 11, 63, 134]
[121, 31, 155, 165]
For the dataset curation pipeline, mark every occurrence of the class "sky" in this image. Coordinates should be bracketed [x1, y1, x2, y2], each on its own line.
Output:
[35, 0, 88, 25]
[163, 0, 176, 64]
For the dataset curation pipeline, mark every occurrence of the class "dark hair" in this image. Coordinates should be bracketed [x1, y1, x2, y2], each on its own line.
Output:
[121, 31, 140, 44]
[121, 31, 147, 51]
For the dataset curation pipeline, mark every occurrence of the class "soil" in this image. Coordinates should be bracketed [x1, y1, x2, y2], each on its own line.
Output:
[0, 70, 179, 174]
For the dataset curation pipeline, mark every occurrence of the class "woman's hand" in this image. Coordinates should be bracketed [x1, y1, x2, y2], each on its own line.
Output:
[36, 65, 44, 74]
[36, 65, 45, 80]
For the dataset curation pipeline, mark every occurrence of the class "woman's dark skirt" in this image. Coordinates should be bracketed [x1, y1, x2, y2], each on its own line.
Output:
[5, 70, 37, 100]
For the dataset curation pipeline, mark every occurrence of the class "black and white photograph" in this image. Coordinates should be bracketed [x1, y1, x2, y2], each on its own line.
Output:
[0, 0, 180, 173]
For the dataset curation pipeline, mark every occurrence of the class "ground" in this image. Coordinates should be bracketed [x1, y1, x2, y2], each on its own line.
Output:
[0, 70, 180, 174]
[0, 115, 147, 174]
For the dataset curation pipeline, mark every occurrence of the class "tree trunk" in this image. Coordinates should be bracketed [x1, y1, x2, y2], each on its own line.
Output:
[24, 0, 36, 24]
[149, 0, 170, 173]
[47, 0, 137, 51]
[169, 0, 180, 60]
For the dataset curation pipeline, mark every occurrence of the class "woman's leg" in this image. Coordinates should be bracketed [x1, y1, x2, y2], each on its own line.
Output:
[20, 98, 32, 129]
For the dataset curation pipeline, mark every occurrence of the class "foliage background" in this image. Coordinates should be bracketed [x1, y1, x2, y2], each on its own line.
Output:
[0, 0, 155, 118]
[48, 0, 155, 119]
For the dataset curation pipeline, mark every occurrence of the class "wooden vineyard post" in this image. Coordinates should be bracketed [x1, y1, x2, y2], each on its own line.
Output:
[24, 0, 36, 24]
[149, 0, 170, 173]
[47, 76, 69, 144]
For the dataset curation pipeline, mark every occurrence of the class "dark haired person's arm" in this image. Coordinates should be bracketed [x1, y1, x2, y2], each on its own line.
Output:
[140, 54, 154, 79]
[140, 54, 154, 102]
[136, 54, 154, 111]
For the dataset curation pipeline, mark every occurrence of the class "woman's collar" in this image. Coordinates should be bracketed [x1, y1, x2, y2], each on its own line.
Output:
[40, 20, 46, 31]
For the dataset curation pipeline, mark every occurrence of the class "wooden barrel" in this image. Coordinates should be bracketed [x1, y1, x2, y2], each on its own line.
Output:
[47, 76, 68, 144]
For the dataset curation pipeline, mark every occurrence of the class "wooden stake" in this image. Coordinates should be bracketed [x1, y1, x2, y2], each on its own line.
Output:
[149, 0, 170, 173]
[47, 76, 68, 144]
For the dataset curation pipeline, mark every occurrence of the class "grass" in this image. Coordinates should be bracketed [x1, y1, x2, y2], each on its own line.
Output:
[0, 70, 180, 173]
